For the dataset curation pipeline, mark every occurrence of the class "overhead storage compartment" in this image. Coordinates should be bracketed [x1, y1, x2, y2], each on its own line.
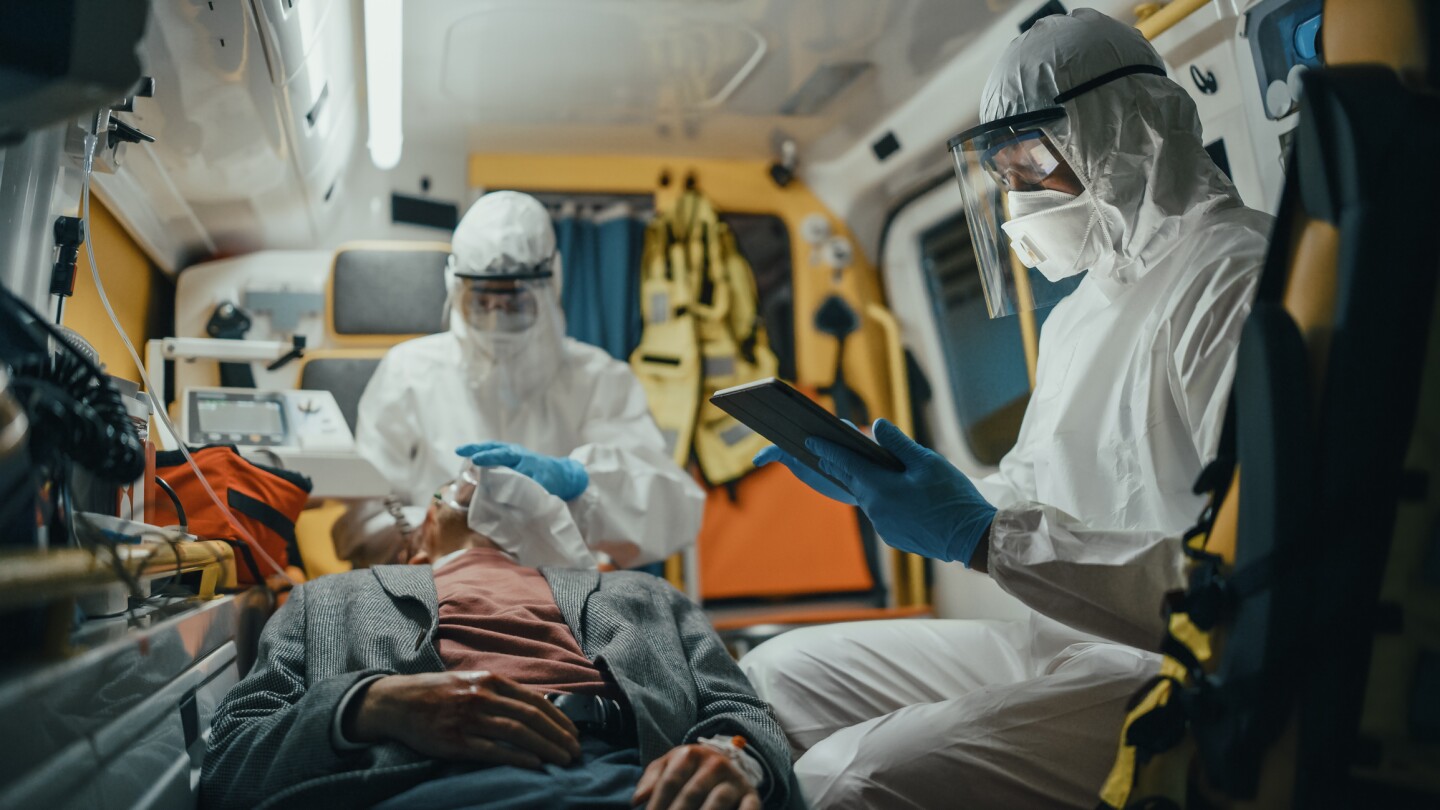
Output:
[93, 0, 363, 269]
[253, 0, 340, 84]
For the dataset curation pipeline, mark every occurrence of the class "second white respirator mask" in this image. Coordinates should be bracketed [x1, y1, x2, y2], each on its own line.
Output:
[1000, 189, 1103, 282]
[442, 460, 598, 569]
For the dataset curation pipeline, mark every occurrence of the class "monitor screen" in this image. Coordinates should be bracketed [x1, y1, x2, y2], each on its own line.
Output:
[196, 397, 286, 437]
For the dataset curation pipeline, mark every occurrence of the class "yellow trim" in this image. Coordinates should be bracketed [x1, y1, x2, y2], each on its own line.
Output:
[664, 554, 685, 590]
[325, 240, 453, 347]
[866, 304, 913, 434]
[294, 501, 355, 578]
[866, 303, 929, 608]
[467, 155, 896, 427]
[0, 540, 235, 612]
[68, 197, 154, 383]
[1009, 252, 1041, 388]
[1323, 0, 1430, 80]
[1135, 0, 1214, 40]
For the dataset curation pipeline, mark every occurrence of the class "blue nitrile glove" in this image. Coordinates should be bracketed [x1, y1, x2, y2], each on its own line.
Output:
[456, 442, 590, 501]
[806, 418, 996, 566]
[753, 444, 858, 505]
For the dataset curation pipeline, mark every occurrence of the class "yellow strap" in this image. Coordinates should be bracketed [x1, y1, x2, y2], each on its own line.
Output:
[1098, 657, 1190, 808]
[1169, 611, 1213, 665]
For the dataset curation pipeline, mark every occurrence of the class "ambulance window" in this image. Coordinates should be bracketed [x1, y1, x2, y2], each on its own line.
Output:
[917, 212, 1074, 465]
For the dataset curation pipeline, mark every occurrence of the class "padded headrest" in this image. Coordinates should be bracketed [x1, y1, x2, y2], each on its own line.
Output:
[1323, 0, 1431, 86]
[298, 356, 383, 432]
[329, 243, 450, 336]
[1294, 66, 1431, 226]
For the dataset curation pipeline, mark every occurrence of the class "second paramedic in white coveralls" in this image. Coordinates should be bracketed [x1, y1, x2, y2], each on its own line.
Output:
[745, 10, 1273, 808]
[338, 191, 704, 569]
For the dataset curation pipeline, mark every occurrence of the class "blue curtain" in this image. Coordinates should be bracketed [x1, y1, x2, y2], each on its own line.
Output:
[554, 211, 645, 361]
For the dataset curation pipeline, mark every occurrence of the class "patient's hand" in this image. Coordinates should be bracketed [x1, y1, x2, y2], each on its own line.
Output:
[631, 744, 762, 810]
[348, 671, 581, 768]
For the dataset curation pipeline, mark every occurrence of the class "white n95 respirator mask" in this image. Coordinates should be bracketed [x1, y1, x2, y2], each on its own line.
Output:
[1000, 189, 1106, 282]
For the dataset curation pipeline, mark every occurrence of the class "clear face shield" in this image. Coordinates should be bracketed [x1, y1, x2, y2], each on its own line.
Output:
[449, 252, 559, 335]
[948, 108, 1089, 317]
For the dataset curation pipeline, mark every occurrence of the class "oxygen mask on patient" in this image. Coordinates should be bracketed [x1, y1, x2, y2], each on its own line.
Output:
[438, 459, 598, 569]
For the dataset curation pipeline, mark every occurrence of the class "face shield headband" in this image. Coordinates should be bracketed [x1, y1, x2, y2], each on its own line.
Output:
[449, 251, 557, 281]
[946, 64, 1167, 317]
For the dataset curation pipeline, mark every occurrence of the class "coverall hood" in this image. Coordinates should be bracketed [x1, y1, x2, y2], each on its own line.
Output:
[445, 191, 568, 405]
[980, 8, 1241, 279]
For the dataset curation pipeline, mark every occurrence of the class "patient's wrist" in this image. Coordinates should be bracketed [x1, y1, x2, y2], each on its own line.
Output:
[345, 675, 393, 744]
[695, 735, 765, 789]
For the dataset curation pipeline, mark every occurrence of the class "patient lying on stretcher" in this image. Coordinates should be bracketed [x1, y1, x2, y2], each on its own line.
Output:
[202, 489, 800, 810]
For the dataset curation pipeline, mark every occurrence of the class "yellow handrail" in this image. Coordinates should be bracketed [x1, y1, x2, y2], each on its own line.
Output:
[865, 303, 929, 609]
[1135, 0, 1213, 40]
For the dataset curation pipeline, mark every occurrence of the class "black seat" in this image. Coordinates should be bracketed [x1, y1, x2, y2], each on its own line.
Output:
[1101, 65, 1440, 810]
[329, 246, 450, 336]
[297, 356, 383, 433]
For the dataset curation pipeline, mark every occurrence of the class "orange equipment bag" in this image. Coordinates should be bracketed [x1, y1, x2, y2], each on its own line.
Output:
[697, 455, 875, 601]
[148, 445, 311, 585]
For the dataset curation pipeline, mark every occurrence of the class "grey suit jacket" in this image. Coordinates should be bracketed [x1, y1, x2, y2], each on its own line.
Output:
[201, 566, 801, 810]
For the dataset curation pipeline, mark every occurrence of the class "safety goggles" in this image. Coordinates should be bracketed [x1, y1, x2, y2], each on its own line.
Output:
[462, 280, 540, 315]
[980, 131, 1065, 192]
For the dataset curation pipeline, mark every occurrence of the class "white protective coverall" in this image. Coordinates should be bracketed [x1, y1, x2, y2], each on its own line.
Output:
[740, 10, 1273, 808]
[339, 192, 704, 569]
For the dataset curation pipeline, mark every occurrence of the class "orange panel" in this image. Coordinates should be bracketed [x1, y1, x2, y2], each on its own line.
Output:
[697, 459, 874, 601]
[711, 605, 931, 632]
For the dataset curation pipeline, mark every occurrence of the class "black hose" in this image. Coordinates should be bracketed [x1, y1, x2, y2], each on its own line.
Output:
[154, 475, 187, 533]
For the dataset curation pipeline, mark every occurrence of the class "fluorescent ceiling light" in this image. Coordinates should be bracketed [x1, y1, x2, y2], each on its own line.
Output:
[365, 0, 403, 170]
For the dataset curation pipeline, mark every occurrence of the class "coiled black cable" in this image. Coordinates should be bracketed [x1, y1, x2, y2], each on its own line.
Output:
[1, 286, 145, 483]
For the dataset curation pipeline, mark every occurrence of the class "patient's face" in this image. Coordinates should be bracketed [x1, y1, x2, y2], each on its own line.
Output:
[405, 499, 498, 565]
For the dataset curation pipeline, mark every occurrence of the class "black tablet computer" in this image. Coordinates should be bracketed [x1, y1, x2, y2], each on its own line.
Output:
[711, 378, 905, 487]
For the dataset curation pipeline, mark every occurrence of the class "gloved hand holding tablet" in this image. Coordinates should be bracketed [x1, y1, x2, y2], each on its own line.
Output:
[717, 378, 995, 566]
[710, 378, 903, 493]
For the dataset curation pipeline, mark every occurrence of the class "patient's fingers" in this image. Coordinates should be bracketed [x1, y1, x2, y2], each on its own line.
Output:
[697, 783, 744, 810]
[671, 763, 730, 810]
[465, 714, 574, 765]
[479, 695, 580, 757]
[632, 756, 665, 805]
[737, 794, 761, 810]
[488, 678, 582, 739]
[646, 748, 701, 810]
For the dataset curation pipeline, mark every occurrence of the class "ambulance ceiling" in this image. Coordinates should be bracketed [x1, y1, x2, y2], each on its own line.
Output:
[405, 0, 1012, 161]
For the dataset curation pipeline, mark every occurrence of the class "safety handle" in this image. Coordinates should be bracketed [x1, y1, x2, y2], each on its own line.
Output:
[864, 303, 926, 609]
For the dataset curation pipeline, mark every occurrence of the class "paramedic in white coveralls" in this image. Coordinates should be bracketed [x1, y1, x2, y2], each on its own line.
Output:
[745, 10, 1273, 808]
